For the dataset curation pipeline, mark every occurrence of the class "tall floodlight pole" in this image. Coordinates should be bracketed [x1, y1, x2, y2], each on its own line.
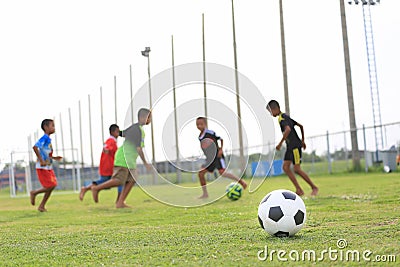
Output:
[279, 0, 290, 115]
[348, 0, 383, 161]
[231, 0, 245, 171]
[171, 35, 182, 183]
[340, 0, 361, 171]
[141, 47, 156, 167]
[202, 13, 208, 118]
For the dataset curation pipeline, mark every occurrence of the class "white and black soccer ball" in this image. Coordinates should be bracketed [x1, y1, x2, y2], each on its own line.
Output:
[258, 189, 306, 237]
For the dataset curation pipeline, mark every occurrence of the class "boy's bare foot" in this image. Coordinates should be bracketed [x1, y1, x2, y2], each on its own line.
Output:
[311, 187, 319, 196]
[92, 187, 99, 203]
[116, 203, 131, 208]
[30, 191, 35, 206]
[296, 189, 304, 196]
[79, 187, 87, 201]
[198, 194, 209, 199]
[38, 207, 47, 212]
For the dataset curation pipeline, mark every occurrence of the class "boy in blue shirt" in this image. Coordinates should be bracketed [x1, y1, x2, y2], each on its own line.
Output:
[30, 119, 63, 211]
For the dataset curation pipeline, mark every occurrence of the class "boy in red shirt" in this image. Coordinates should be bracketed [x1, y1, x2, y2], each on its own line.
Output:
[79, 124, 122, 201]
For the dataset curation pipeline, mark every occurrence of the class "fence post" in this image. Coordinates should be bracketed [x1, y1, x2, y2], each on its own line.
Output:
[363, 124, 368, 173]
[326, 131, 332, 174]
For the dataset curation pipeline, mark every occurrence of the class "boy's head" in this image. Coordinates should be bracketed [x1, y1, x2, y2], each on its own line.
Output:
[109, 124, 120, 138]
[266, 100, 281, 117]
[138, 108, 152, 125]
[196, 117, 207, 132]
[41, 119, 55, 134]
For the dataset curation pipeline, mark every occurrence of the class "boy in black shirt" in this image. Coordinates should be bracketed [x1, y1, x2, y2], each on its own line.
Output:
[267, 100, 318, 196]
[196, 117, 247, 199]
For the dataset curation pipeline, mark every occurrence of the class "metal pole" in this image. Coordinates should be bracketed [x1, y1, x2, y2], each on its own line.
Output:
[363, 124, 368, 173]
[59, 113, 66, 171]
[339, 0, 361, 171]
[171, 35, 182, 183]
[327, 131, 332, 174]
[53, 116, 60, 178]
[231, 0, 245, 171]
[27, 135, 33, 194]
[68, 108, 76, 192]
[130, 65, 134, 124]
[10, 152, 16, 197]
[78, 101, 84, 170]
[114, 75, 118, 124]
[279, 0, 290, 116]
[147, 55, 156, 165]
[88, 95, 94, 177]
[202, 13, 208, 118]
[100, 86, 105, 143]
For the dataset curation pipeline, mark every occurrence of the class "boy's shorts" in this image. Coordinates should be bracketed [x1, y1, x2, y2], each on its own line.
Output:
[93, 175, 112, 185]
[284, 146, 302, 165]
[93, 175, 123, 193]
[36, 169, 58, 188]
[203, 156, 226, 172]
[112, 166, 136, 185]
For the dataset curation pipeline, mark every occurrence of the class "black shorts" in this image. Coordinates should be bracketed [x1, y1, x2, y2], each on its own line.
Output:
[284, 146, 302, 165]
[203, 156, 226, 172]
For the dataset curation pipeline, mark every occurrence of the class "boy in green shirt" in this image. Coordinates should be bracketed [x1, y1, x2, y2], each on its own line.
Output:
[91, 108, 152, 208]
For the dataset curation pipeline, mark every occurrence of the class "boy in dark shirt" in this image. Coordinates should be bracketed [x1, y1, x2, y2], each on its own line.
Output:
[267, 100, 318, 196]
[196, 117, 247, 199]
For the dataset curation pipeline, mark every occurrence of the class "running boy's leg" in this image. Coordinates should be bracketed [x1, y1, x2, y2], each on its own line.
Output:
[30, 187, 49, 205]
[282, 160, 304, 196]
[37, 186, 55, 212]
[219, 170, 247, 189]
[198, 168, 209, 199]
[80, 176, 111, 201]
[116, 169, 136, 208]
[293, 165, 318, 196]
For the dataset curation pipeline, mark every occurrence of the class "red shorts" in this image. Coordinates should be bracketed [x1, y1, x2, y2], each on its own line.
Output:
[36, 169, 58, 188]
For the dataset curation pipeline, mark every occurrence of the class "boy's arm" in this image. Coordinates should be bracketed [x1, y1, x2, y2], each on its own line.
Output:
[137, 147, 152, 171]
[296, 122, 306, 149]
[276, 126, 291, 151]
[218, 139, 224, 157]
[32, 146, 46, 166]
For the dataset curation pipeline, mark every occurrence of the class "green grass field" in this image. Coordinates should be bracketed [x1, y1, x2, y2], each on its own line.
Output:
[0, 172, 399, 266]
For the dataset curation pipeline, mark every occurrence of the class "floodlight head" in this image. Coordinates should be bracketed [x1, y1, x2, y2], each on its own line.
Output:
[361, 0, 368, 5]
[369, 0, 376, 5]
[141, 47, 151, 57]
[354, 0, 360, 4]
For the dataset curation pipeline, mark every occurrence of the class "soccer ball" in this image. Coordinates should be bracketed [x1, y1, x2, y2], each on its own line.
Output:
[226, 182, 243, 201]
[258, 189, 306, 237]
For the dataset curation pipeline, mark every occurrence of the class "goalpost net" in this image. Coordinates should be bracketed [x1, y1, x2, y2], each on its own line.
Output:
[5, 149, 81, 198]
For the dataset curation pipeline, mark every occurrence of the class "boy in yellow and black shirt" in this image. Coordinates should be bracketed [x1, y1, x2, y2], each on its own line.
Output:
[267, 100, 318, 197]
